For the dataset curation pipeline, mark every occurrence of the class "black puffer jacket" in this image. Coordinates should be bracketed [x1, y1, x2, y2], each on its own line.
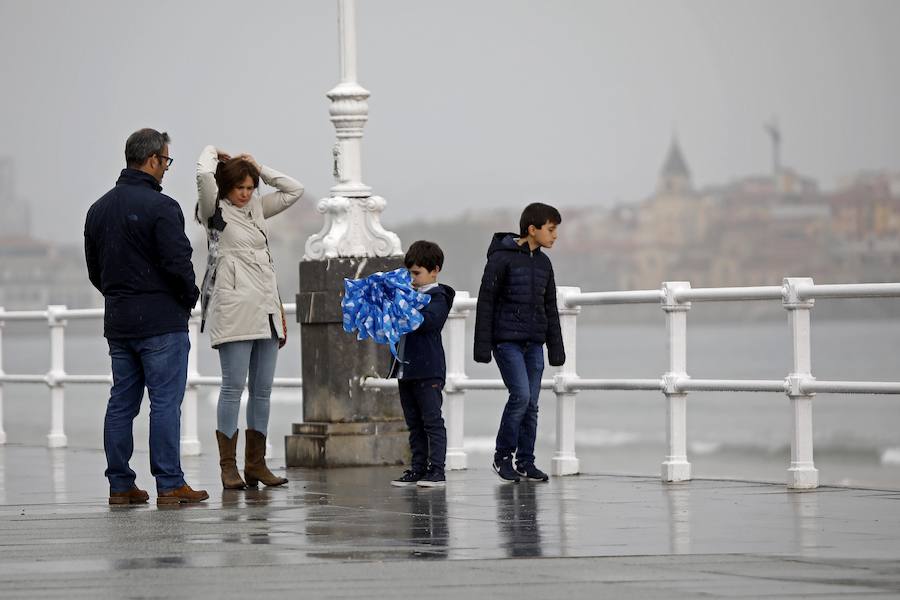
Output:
[84, 169, 200, 339]
[473, 233, 565, 366]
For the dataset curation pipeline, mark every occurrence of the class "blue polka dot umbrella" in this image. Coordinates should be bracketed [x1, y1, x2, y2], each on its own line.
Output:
[341, 268, 431, 357]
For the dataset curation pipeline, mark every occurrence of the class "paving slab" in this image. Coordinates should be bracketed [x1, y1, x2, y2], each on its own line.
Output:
[0, 445, 898, 598]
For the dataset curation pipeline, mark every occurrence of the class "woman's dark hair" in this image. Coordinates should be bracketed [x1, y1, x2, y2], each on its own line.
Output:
[214, 158, 260, 199]
[194, 158, 261, 223]
[519, 202, 561, 237]
[404, 240, 444, 272]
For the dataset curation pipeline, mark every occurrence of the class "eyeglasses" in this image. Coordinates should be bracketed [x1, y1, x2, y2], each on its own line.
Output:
[157, 154, 174, 167]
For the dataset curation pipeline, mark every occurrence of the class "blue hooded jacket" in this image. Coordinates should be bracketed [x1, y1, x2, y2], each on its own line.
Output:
[389, 283, 456, 381]
[473, 232, 565, 366]
[84, 169, 200, 339]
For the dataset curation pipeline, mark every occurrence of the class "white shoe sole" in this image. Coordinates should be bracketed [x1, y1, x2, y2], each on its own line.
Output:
[416, 480, 446, 488]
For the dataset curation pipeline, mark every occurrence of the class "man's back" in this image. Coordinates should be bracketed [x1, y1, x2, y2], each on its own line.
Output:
[84, 168, 199, 339]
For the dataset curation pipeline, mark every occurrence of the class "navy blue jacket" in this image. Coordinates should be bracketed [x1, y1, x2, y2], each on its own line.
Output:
[84, 169, 200, 339]
[473, 233, 565, 366]
[390, 283, 456, 381]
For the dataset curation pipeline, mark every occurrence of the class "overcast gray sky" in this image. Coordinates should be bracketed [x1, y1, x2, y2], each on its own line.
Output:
[1, 0, 899, 244]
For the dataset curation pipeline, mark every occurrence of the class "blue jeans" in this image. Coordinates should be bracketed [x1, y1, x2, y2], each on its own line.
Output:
[104, 332, 189, 493]
[398, 378, 447, 473]
[493, 341, 544, 467]
[217, 335, 279, 437]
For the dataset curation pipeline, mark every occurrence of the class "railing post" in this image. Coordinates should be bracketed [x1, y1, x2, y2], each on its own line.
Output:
[661, 282, 691, 482]
[444, 291, 470, 470]
[552, 286, 581, 476]
[46, 305, 67, 448]
[783, 277, 818, 490]
[0, 307, 6, 445]
[181, 316, 201, 456]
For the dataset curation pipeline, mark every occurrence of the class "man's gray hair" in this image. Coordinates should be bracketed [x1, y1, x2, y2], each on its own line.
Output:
[125, 128, 170, 168]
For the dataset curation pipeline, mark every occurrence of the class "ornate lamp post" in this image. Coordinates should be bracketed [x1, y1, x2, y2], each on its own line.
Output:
[287, 0, 407, 468]
[304, 0, 401, 260]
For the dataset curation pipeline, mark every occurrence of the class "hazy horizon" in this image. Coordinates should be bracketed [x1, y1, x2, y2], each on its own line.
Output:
[2, 0, 899, 245]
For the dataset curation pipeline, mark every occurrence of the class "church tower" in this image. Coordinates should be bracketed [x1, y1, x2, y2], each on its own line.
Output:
[657, 136, 693, 194]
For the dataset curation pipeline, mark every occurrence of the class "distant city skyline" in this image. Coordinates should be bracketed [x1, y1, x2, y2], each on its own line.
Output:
[1, 0, 899, 245]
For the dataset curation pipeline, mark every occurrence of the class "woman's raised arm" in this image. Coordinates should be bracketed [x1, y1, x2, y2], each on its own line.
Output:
[196, 145, 221, 223]
[258, 165, 305, 219]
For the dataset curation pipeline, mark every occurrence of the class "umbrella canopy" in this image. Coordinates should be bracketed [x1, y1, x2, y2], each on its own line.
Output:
[341, 268, 431, 357]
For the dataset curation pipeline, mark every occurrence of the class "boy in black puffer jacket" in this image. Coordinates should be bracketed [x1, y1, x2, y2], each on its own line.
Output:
[389, 241, 456, 488]
[474, 203, 565, 483]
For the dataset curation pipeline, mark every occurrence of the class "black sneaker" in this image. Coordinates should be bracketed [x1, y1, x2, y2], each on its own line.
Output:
[492, 458, 520, 483]
[391, 469, 425, 487]
[516, 463, 549, 482]
[416, 468, 446, 488]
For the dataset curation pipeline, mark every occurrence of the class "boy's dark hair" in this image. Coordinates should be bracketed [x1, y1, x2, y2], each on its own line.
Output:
[125, 128, 170, 168]
[404, 240, 444, 272]
[519, 202, 562, 237]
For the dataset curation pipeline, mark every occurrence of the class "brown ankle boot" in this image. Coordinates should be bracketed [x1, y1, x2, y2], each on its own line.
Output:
[216, 430, 247, 489]
[244, 429, 288, 487]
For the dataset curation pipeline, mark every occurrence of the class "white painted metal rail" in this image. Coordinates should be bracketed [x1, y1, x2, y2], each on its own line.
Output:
[361, 278, 900, 490]
[3, 278, 900, 489]
[0, 304, 302, 456]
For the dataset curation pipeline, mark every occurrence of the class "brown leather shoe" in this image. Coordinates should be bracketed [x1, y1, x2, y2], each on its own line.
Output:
[157, 484, 209, 505]
[109, 486, 149, 505]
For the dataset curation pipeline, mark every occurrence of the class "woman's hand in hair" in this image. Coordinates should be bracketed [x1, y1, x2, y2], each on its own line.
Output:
[237, 153, 261, 172]
[216, 148, 231, 163]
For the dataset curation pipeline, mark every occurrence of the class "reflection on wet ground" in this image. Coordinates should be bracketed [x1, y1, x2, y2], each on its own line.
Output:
[0, 445, 899, 597]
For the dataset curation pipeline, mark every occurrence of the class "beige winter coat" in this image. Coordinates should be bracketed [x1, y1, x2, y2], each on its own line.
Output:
[196, 145, 304, 347]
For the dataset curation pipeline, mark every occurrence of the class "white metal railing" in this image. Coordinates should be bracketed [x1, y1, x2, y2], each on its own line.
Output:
[362, 278, 900, 490]
[3, 278, 900, 489]
[0, 304, 302, 456]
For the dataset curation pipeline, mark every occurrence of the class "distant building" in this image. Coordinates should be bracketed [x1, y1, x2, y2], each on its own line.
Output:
[0, 237, 101, 309]
[0, 158, 101, 310]
[0, 158, 31, 238]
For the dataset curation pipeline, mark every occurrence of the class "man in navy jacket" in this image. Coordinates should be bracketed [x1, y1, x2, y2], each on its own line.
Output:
[84, 128, 207, 505]
[389, 241, 456, 488]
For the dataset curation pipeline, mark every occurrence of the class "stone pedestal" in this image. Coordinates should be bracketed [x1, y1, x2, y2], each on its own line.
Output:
[286, 257, 408, 468]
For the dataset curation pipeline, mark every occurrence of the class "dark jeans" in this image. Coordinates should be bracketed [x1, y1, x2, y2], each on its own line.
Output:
[493, 341, 544, 467]
[104, 331, 189, 493]
[398, 378, 447, 473]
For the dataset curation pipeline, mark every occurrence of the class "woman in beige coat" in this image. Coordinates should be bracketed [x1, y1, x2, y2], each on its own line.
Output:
[196, 145, 304, 489]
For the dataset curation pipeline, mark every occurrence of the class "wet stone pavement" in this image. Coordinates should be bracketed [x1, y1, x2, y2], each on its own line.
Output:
[0, 446, 899, 598]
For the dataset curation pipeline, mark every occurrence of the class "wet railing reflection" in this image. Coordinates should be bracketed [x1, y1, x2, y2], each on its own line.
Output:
[666, 487, 691, 554]
[790, 491, 820, 555]
[50, 448, 67, 504]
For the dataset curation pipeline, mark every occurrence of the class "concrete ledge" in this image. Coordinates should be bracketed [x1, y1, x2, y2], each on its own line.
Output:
[286, 421, 409, 468]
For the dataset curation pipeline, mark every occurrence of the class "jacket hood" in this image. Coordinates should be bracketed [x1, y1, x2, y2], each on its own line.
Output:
[487, 232, 539, 257]
[116, 168, 162, 192]
[426, 282, 456, 305]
